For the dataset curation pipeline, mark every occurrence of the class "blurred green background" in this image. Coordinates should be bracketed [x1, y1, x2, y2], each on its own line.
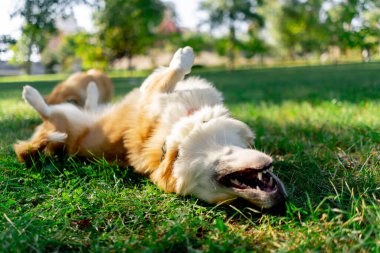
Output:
[0, 0, 379, 76]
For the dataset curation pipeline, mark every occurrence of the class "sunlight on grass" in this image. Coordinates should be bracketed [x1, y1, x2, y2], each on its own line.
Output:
[0, 63, 379, 252]
[0, 99, 35, 117]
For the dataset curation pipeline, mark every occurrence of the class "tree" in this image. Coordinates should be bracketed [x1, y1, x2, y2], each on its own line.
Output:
[200, 0, 264, 69]
[11, 0, 87, 74]
[354, 7, 380, 61]
[0, 35, 16, 59]
[57, 32, 108, 71]
[97, 0, 165, 69]
[276, 0, 326, 60]
[275, 0, 380, 62]
[239, 23, 268, 62]
[323, 0, 380, 61]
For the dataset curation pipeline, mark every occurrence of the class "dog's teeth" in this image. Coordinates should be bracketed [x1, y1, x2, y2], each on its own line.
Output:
[242, 183, 248, 187]
[256, 186, 260, 191]
[263, 170, 268, 174]
[258, 172, 262, 181]
[231, 179, 240, 186]
[269, 177, 273, 187]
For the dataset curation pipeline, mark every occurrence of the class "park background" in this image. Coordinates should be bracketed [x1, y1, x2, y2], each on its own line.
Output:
[0, 0, 379, 75]
[0, 0, 379, 252]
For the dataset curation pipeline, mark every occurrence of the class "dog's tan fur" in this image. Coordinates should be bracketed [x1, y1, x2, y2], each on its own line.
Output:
[45, 69, 114, 106]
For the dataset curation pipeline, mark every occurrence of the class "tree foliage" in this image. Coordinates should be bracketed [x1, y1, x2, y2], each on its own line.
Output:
[239, 23, 268, 59]
[200, 0, 264, 69]
[41, 32, 108, 73]
[354, 7, 380, 61]
[97, 0, 165, 69]
[11, 0, 87, 74]
[6, 0, 380, 73]
[276, 0, 326, 59]
[323, 0, 380, 60]
[0, 35, 16, 56]
[275, 0, 380, 61]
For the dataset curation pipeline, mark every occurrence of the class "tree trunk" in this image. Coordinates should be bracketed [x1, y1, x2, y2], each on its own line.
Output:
[227, 22, 236, 70]
[288, 47, 296, 61]
[25, 41, 32, 75]
[259, 53, 264, 66]
[127, 52, 133, 70]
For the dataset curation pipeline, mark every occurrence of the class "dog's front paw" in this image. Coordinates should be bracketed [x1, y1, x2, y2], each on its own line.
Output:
[169, 46, 195, 74]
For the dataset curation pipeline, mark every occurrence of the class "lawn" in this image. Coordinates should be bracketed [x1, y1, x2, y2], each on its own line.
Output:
[0, 63, 379, 252]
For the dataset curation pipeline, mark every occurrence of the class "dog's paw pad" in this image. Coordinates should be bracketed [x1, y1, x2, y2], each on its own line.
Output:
[169, 46, 194, 74]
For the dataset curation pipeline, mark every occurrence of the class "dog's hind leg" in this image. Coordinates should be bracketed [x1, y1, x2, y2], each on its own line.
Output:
[140, 46, 195, 94]
[23, 85, 85, 126]
[23, 85, 51, 118]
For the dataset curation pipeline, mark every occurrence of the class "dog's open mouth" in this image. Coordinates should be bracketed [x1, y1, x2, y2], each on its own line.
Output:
[219, 167, 275, 192]
[218, 166, 286, 198]
[218, 166, 287, 208]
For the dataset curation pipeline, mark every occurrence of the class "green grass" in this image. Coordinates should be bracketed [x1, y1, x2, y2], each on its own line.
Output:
[1, 62, 379, 252]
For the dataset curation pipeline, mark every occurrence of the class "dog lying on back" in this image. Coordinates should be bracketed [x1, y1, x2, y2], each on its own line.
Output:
[14, 47, 286, 209]
[45, 69, 114, 107]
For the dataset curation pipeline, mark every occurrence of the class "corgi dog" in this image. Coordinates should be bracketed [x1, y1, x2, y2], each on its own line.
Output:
[14, 47, 286, 209]
[45, 69, 114, 107]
